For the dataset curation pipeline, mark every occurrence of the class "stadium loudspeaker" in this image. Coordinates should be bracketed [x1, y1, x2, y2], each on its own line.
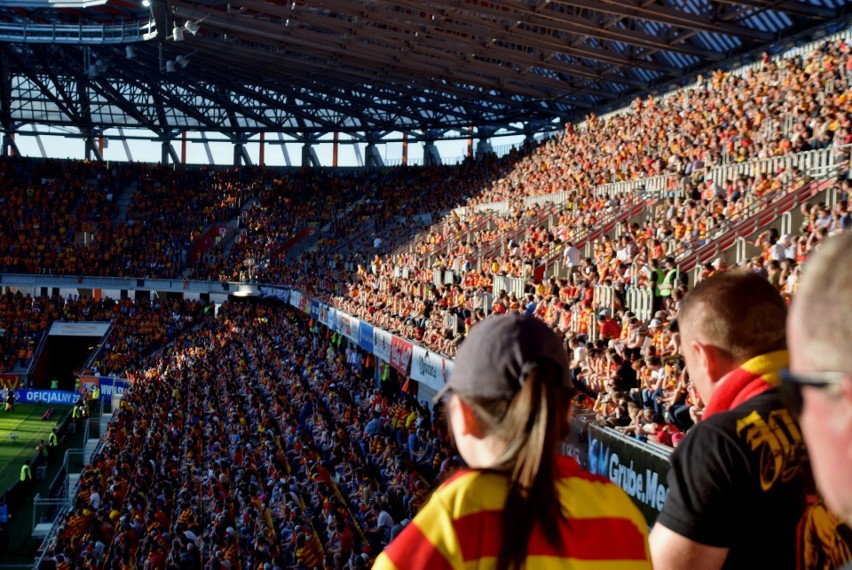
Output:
[184, 20, 201, 35]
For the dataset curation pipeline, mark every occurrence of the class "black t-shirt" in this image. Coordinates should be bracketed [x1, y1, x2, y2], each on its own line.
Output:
[613, 361, 638, 392]
[657, 389, 851, 569]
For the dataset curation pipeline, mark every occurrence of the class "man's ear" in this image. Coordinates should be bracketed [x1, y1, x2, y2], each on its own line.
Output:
[692, 339, 732, 384]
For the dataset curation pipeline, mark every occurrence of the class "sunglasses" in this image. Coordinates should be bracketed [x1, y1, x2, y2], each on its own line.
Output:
[778, 368, 848, 417]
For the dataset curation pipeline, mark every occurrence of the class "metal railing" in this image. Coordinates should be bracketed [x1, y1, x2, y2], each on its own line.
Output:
[536, 195, 654, 277]
[594, 173, 680, 199]
[699, 145, 849, 187]
[491, 274, 526, 299]
[0, 20, 155, 44]
[676, 177, 837, 274]
[61, 449, 85, 504]
[476, 204, 558, 260]
[593, 285, 616, 319]
[626, 287, 654, 323]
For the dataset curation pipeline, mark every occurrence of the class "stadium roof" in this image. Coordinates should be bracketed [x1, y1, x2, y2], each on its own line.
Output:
[0, 0, 848, 151]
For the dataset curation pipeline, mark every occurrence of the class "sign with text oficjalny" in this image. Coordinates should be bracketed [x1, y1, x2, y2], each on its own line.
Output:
[12, 389, 80, 406]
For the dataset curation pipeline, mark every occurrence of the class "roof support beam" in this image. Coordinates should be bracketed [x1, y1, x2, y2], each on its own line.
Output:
[712, 0, 835, 19]
[548, 0, 773, 42]
[4, 45, 81, 124]
[77, 77, 102, 161]
[0, 52, 20, 157]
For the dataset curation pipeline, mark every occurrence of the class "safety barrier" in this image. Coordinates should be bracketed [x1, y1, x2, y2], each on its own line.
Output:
[0, 20, 155, 44]
[593, 285, 616, 317]
[594, 174, 680, 200]
[491, 274, 526, 299]
[566, 413, 672, 525]
[699, 145, 849, 187]
[32, 496, 66, 539]
[626, 287, 654, 323]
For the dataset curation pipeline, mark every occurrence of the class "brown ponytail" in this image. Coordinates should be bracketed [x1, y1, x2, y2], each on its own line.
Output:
[458, 357, 570, 570]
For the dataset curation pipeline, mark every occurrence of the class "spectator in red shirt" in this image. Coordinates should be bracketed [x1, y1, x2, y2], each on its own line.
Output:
[598, 313, 622, 340]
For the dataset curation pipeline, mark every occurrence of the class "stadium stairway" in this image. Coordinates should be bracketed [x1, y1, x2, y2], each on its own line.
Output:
[676, 177, 837, 279]
[0, 415, 85, 566]
[82, 438, 98, 465]
[113, 180, 138, 222]
[534, 194, 659, 281]
[303, 197, 370, 260]
[476, 203, 561, 260]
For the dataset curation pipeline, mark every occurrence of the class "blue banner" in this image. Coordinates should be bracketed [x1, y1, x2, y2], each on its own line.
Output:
[259, 286, 290, 303]
[80, 376, 132, 399]
[13, 389, 79, 406]
[310, 300, 320, 320]
[358, 321, 374, 353]
[98, 377, 131, 398]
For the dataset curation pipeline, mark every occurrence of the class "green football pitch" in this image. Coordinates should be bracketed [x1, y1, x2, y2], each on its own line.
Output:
[0, 403, 61, 494]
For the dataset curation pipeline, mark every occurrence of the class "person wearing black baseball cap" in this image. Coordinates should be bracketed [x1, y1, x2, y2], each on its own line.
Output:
[374, 314, 651, 570]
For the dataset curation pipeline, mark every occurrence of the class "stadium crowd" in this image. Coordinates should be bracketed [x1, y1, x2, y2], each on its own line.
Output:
[43, 303, 454, 569]
[3, 33, 852, 570]
[264, 37, 852, 368]
[0, 40, 847, 291]
[0, 292, 203, 378]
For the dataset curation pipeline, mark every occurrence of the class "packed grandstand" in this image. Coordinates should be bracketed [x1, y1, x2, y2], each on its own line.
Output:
[0, 29, 850, 570]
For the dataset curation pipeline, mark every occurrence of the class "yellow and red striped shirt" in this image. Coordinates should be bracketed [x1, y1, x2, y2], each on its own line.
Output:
[374, 456, 651, 569]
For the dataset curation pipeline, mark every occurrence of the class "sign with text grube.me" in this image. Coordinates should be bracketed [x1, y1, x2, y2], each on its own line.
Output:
[565, 415, 672, 525]
[410, 345, 454, 393]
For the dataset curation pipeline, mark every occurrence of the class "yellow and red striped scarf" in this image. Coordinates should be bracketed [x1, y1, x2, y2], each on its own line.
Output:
[703, 350, 788, 420]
